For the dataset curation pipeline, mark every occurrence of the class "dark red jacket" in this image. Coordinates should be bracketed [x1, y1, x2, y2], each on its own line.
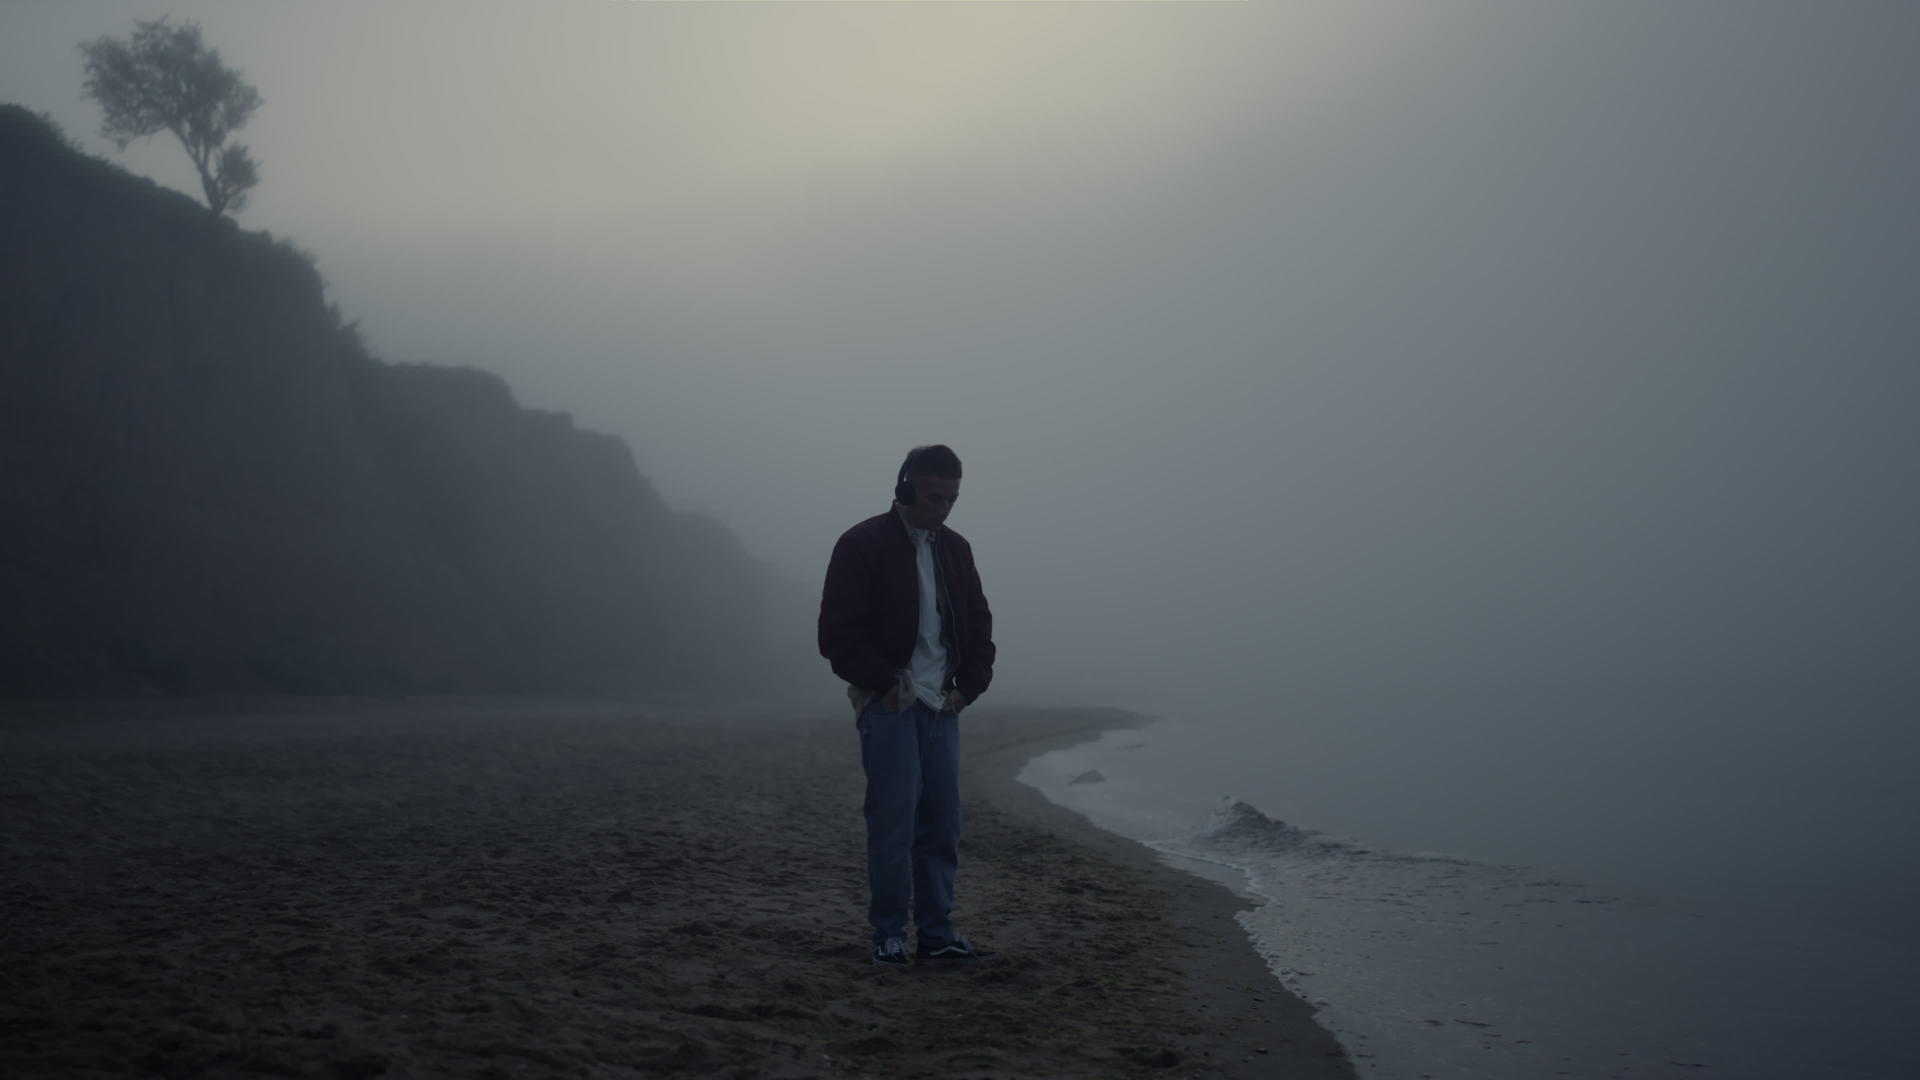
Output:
[818, 506, 996, 703]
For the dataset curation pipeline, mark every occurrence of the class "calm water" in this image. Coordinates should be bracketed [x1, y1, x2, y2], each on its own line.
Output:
[1020, 705, 1918, 1080]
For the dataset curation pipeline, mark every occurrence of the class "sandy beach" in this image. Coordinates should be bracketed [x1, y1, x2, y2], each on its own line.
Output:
[1, 698, 1352, 1078]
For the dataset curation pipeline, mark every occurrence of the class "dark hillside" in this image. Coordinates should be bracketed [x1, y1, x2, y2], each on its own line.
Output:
[0, 105, 776, 695]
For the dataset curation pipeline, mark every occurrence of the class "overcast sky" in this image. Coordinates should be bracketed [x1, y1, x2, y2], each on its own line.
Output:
[4, 1, 1915, 721]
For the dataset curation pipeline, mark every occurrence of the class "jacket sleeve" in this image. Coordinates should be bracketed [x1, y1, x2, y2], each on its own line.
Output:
[818, 530, 895, 692]
[954, 546, 995, 703]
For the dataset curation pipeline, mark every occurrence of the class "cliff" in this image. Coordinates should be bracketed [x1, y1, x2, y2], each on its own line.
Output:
[0, 105, 778, 696]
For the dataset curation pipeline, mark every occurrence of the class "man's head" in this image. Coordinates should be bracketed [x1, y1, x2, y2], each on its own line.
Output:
[894, 444, 962, 532]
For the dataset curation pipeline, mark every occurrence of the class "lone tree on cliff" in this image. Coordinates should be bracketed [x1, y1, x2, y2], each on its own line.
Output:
[79, 18, 262, 216]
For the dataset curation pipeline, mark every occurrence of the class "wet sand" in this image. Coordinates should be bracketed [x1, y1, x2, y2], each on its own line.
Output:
[1, 698, 1353, 1078]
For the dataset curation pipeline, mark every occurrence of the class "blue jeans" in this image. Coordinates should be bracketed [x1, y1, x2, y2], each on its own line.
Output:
[857, 696, 960, 945]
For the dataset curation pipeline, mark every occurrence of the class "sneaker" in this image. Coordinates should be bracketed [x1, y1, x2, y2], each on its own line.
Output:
[871, 936, 910, 966]
[916, 934, 992, 962]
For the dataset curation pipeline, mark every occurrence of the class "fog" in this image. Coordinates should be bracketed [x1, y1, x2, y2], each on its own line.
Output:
[5, 3, 1915, 890]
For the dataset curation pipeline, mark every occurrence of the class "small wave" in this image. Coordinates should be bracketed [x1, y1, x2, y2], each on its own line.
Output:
[1194, 798, 1313, 851]
[1171, 797, 1484, 871]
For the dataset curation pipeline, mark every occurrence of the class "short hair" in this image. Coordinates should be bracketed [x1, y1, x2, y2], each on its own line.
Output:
[900, 444, 962, 482]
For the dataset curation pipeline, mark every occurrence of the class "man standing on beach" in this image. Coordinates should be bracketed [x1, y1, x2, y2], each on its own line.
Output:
[818, 444, 996, 965]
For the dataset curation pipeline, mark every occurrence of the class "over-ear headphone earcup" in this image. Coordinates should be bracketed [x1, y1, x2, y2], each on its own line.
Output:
[895, 447, 921, 504]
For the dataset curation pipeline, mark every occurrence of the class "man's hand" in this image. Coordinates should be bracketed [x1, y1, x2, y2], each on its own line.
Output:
[880, 686, 902, 712]
[941, 688, 969, 714]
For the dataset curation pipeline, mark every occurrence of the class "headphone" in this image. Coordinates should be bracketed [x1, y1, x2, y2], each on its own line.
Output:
[894, 447, 923, 505]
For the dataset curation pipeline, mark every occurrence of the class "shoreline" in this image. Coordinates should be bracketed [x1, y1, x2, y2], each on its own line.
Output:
[961, 707, 1355, 1078]
[2, 696, 1353, 1078]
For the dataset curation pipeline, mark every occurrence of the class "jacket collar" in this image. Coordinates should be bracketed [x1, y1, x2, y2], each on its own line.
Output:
[890, 502, 941, 544]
